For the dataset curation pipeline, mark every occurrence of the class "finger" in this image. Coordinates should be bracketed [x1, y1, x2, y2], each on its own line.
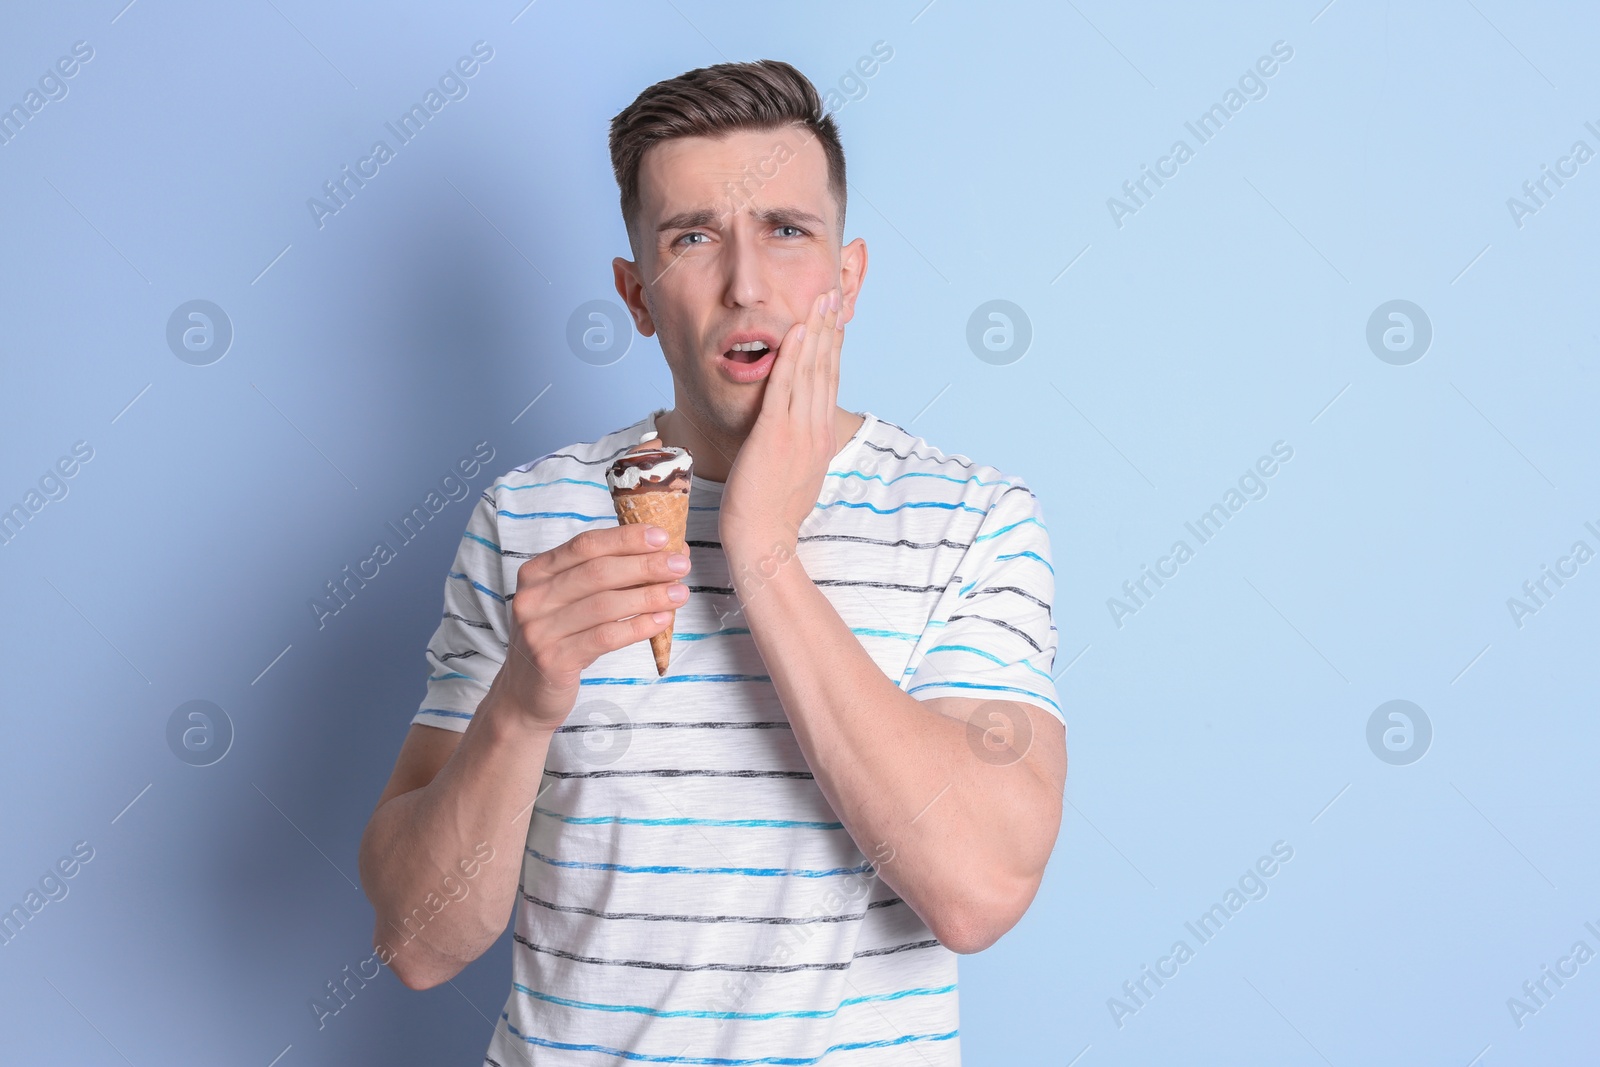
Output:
[572, 609, 677, 666]
[538, 541, 688, 614]
[539, 609, 676, 679]
[763, 317, 806, 413]
[808, 288, 841, 427]
[542, 576, 688, 644]
[522, 523, 670, 588]
[789, 289, 831, 422]
[820, 289, 844, 422]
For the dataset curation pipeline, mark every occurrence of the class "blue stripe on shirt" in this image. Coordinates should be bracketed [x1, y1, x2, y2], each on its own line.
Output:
[826, 469, 1013, 489]
[418, 707, 473, 720]
[497, 509, 611, 522]
[920, 643, 1057, 682]
[852, 626, 921, 640]
[973, 516, 1045, 541]
[906, 680, 1062, 714]
[815, 499, 987, 516]
[674, 627, 916, 642]
[527, 847, 875, 879]
[995, 549, 1054, 573]
[462, 531, 502, 552]
[493, 477, 609, 491]
[448, 571, 508, 602]
[501, 1015, 958, 1065]
[512, 981, 955, 1021]
[675, 628, 751, 641]
[579, 674, 771, 685]
[534, 806, 843, 830]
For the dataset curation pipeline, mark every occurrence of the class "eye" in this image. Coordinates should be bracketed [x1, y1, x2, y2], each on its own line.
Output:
[675, 232, 708, 247]
[775, 225, 804, 238]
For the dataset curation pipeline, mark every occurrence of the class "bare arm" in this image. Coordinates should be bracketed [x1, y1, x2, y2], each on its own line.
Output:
[732, 552, 1066, 955]
[356, 704, 557, 990]
[358, 521, 692, 990]
[717, 286, 1065, 954]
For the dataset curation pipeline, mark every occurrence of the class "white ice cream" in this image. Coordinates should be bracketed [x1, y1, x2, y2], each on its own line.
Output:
[607, 442, 693, 491]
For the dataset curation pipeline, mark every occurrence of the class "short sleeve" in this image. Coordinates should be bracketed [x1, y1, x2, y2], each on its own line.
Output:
[411, 490, 512, 732]
[905, 481, 1063, 725]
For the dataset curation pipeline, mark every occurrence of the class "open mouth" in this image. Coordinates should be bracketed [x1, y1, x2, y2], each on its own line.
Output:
[724, 341, 771, 363]
[717, 340, 777, 382]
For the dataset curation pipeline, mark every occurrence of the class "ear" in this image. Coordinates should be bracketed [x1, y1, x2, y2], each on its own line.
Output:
[612, 255, 657, 338]
[837, 237, 868, 326]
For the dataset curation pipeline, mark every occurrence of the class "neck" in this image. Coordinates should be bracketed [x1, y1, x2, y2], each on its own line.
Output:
[655, 405, 864, 483]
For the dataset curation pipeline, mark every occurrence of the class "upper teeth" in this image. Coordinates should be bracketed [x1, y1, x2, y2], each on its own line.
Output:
[730, 342, 768, 351]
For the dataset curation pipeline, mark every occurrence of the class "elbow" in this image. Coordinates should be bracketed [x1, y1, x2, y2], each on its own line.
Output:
[931, 914, 1003, 956]
[374, 918, 469, 991]
[392, 963, 432, 992]
[388, 946, 463, 991]
[929, 875, 1038, 955]
[395, 966, 445, 993]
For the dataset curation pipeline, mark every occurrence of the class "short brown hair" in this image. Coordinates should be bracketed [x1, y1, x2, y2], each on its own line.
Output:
[608, 59, 847, 253]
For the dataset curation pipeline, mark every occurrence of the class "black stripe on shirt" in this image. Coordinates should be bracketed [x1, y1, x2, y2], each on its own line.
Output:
[514, 450, 610, 469]
[490, 536, 969, 561]
[967, 585, 1052, 612]
[513, 933, 941, 973]
[541, 768, 815, 781]
[556, 720, 792, 734]
[858, 439, 974, 469]
[990, 482, 1038, 504]
[799, 533, 970, 551]
[812, 579, 945, 594]
[946, 612, 1042, 653]
[519, 890, 905, 925]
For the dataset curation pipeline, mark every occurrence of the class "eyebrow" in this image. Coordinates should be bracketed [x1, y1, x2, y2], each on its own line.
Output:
[656, 205, 827, 235]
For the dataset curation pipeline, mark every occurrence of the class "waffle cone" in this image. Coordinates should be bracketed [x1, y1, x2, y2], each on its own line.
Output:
[611, 488, 691, 675]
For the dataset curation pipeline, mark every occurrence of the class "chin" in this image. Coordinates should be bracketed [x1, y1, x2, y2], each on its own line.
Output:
[696, 390, 760, 439]
[715, 395, 762, 437]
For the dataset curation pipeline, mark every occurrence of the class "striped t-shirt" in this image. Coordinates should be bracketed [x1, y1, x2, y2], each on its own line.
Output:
[412, 407, 1062, 1066]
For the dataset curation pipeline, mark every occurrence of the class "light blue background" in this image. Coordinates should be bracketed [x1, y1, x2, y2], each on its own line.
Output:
[2, 1, 1596, 1064]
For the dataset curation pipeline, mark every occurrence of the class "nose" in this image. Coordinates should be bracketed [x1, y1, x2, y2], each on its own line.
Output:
[720, 212, 771, 310]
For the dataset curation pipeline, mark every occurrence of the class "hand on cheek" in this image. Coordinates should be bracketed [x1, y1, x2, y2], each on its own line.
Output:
[719, 287, 845, 568]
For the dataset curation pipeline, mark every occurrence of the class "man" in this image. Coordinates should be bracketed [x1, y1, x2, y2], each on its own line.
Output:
[358, 59, 1066, 1065]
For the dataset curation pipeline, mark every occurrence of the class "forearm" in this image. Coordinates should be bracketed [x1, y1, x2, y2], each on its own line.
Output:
[733, 554, 1059, 949]
[358, 688, 555, 988]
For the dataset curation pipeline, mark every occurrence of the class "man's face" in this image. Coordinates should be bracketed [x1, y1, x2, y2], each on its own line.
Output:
[613, 126, 865, 442]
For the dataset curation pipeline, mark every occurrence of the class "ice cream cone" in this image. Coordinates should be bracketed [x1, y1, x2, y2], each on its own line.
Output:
[607, 431, 694, 676]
